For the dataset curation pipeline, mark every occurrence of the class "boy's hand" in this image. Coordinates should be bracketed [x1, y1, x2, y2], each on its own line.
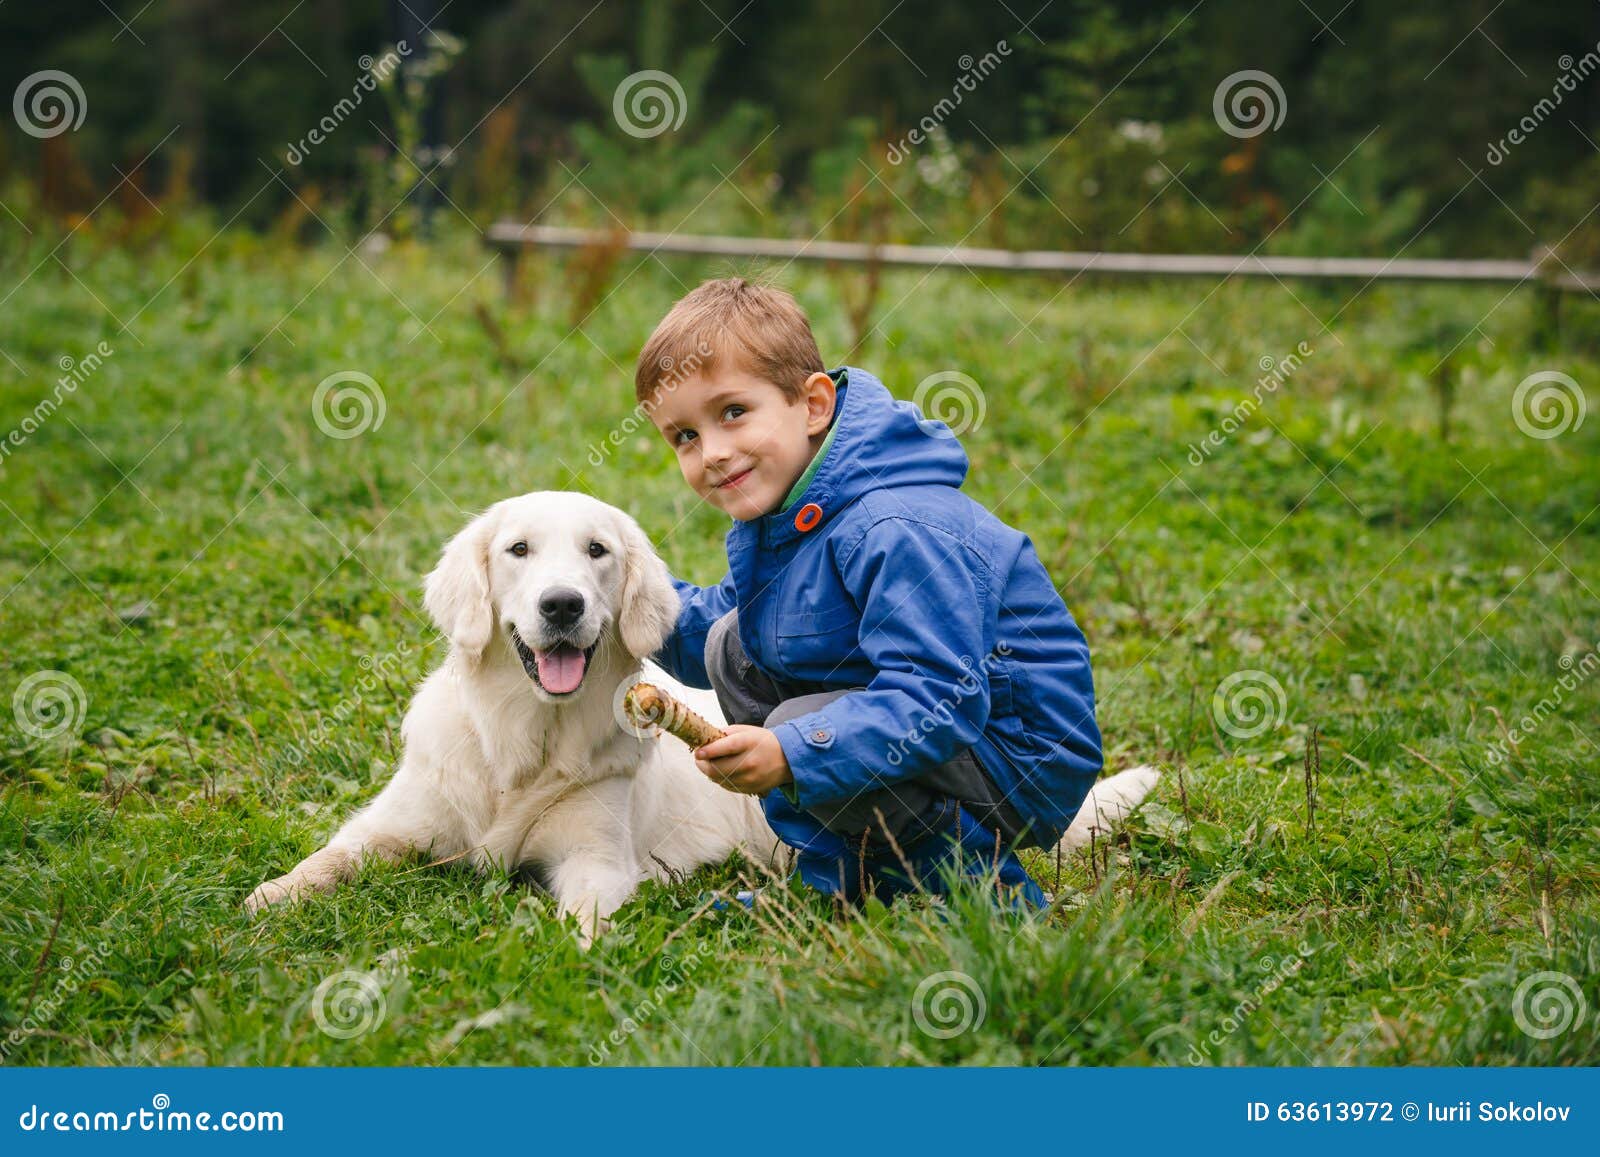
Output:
[694, 725, 792, 795]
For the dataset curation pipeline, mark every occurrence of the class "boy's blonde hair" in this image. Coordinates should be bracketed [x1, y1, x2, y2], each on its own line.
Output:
[635, 277, 824, 404]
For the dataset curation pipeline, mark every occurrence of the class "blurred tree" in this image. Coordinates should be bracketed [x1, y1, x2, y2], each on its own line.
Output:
[0, 0, 1595, 260]
[1020, 3, 1199, 249]
[567, 0, 773, 221]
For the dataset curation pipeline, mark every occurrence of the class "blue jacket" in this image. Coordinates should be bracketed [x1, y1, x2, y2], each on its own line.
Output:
[655, 366, 1102, 849]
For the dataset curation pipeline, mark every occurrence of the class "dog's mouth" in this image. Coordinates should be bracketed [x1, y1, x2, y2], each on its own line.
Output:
[508, 626, 597, 696]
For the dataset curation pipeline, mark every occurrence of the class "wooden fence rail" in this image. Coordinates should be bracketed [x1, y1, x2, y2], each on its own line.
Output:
[484, 222, 1598, 312]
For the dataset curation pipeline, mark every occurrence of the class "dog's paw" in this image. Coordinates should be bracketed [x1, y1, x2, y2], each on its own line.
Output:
[572, 911, 608, 951]
[557, 896, 614, 950]
[243, 874, 298, 915]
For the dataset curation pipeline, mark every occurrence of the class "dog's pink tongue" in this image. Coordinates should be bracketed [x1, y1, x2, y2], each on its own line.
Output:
[535, 646, 587, 694]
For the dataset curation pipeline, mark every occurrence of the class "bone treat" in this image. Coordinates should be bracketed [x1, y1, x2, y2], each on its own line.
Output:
[624, 682, 728, 749]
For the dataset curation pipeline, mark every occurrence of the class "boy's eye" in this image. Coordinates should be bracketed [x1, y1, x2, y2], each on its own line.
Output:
[508, 541, 528, 557]
[721, 405, 745, 421]
[673, 429, 697, 446]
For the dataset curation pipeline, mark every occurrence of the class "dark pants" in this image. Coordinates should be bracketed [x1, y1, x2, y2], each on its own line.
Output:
[704, 610, 1030, 851]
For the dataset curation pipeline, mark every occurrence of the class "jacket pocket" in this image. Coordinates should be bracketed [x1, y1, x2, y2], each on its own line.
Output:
[775, 599, 858, 638]
[988, 667, 1016, 715]
[774, 600, 860, 674]
[984, 660, 1041, 751]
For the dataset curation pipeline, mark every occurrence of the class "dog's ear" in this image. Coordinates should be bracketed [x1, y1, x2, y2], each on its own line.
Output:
[423, 508, 497, 661]
[617, 513, 680, 660]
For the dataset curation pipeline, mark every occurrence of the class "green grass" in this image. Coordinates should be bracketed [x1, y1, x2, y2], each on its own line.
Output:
[2, 218, 1598, 1065]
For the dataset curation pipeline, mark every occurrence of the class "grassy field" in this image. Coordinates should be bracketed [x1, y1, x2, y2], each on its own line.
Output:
[2, 219, 1598, 1065]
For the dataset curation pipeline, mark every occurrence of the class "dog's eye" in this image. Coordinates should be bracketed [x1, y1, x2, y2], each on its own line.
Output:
[587, 541, 608, 559]
[508, 541, 529, 557]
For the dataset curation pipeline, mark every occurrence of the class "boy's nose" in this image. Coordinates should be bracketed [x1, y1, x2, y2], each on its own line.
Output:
[699, 434, 732, 465]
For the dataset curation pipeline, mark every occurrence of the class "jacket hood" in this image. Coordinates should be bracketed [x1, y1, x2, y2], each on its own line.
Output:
[757, 365, 970, 546]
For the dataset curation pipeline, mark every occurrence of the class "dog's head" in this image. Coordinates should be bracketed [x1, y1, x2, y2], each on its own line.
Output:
[422, 491, 680, 700]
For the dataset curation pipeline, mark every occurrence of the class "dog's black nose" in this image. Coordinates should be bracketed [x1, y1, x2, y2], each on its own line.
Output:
[538, 587, 586, 628]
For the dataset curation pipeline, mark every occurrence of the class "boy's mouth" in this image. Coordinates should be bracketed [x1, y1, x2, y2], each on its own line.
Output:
[715, 467, 753, 490]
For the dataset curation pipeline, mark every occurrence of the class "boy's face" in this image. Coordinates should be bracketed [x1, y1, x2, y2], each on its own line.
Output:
[648, 363, 836, 522]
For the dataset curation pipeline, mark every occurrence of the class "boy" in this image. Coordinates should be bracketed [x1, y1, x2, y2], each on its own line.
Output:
[638, 278, 1102, 906]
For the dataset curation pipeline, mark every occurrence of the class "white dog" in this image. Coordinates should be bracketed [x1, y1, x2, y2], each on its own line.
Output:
[246, 490, 1157, 943]
[245, 491, 777, 943]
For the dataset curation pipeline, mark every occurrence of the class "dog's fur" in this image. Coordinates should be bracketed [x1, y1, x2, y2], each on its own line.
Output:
[246, 490, 1157, 943]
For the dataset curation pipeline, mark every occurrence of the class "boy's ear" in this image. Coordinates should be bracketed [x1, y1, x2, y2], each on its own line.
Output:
[423, 507, 498, 662]
[617, 513, 680, 660]
[803, 371, 836, 436]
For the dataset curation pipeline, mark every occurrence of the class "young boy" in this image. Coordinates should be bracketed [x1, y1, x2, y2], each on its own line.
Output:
[638, 278, 1102, 906]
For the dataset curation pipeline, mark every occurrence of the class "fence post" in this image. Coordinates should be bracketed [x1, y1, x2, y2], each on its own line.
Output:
[500, 245, 521, 303]
[1531, 245, 1562, 350]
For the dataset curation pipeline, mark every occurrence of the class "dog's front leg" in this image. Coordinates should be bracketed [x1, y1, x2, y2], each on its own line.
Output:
[245, 772, 455, 914]
[245, 827, 428, 914]
[244, 843, 364, 913]
[523, 777, 640, 949]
